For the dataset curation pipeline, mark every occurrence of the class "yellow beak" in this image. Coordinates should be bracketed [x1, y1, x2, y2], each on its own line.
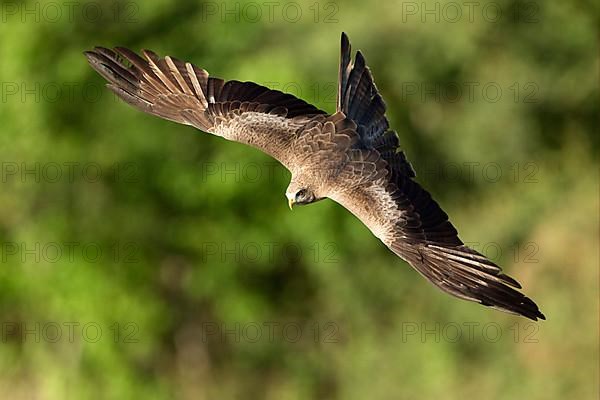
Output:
[288, 198, 295, 210]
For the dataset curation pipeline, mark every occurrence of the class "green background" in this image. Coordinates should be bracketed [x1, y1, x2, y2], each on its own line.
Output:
[0, 0, 598, 398]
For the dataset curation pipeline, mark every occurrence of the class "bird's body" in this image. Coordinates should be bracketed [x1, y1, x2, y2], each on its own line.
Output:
[85, 33, 545, 320]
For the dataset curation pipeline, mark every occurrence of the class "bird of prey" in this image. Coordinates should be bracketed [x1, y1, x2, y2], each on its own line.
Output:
[85, 33, 545, 321]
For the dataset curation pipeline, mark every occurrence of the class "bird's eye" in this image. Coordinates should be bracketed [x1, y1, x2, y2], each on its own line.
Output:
[295, 189, 307, 201]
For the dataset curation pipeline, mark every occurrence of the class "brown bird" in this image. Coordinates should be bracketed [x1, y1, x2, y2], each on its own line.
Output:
[85, 33, 545, 321]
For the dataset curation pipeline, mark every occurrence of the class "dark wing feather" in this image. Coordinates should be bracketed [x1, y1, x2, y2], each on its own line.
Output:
[337, 32, 415, 178]
[330, 149, 545, 321]
[333, 33, 544, 320]
[84, 47, 327, 167]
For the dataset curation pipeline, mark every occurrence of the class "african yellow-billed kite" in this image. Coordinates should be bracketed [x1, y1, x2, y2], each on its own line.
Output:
[85, 33, 545, 320]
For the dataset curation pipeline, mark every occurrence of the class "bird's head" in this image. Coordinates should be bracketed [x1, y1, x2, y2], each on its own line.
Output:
[285, 178, 324, 210]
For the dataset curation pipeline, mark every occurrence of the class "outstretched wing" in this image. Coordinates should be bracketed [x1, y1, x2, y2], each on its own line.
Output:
[330, 153, 545, 320]
[337, 32, 416, 179]
[84, 47, 327, 168]
[331, 34, 544, 321]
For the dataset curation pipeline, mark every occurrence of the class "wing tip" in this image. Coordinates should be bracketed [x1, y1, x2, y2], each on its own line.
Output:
[83, 50, 96, 62]
[486, 297, 546, 321]
[341, 31, 350, 48]
[537, 311, 547, 320]
[83, 47, 106, 62]
[393, 242, 547, 321]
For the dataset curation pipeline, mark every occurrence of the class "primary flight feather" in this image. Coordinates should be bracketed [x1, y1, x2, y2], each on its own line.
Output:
[85, 33, 545, 321]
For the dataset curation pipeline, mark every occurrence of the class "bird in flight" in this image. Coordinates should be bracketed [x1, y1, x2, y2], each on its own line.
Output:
[85, 33, 545, 321]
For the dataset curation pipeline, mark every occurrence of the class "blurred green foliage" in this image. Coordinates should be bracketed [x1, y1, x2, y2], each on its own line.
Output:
[0, 0, 598, 399]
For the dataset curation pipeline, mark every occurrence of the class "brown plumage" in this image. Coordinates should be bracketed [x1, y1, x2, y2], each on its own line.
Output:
[85, 33, 545, 321]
